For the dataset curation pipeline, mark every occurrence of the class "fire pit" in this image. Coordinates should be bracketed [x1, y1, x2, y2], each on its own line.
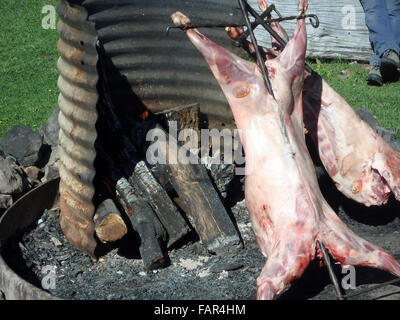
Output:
[1, 172, 400, 300]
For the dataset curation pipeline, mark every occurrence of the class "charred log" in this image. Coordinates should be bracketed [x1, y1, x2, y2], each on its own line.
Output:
[95, 146, 166, 270]
[150, 124, 243, 255]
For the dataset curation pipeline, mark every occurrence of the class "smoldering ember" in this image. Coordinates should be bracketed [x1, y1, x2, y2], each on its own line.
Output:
[1, 0, 400, 301]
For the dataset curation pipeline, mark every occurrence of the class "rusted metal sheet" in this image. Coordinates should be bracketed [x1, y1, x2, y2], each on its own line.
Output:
[0, 178, 60, 300]
[84, 0, 243, 121]
[57, 0, 99, 258]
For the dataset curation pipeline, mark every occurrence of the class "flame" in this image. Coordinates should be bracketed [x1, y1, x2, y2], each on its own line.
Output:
[139, 110, 149, 120]
[101, 176, 114, 195]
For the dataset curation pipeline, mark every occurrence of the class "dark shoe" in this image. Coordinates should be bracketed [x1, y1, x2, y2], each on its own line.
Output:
[367, 63, 382, 86]
[380, 49, 400, 82]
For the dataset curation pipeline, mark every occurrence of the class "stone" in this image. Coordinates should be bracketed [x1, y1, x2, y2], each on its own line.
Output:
[24, 166, 40, 182]
[42, 165, 59, 182]
[390, 140, 400, 153]
[47, 146, 60, 168]
[39, 107, 60, 147]
[0, 157, 26, 195]
[355, 108, 376, 129]
[0, 125, 43, 167]
[375, 126, 395, 144]
[0, 194, 13, 210]
[5, 156, 17, 165]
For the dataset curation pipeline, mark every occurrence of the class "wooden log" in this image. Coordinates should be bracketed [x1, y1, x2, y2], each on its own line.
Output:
[94, 198, 127, 243]
[115, 178, 166, 270]
[160, 103, 201, 149]
[150, 124, 243, 255]
[95, 146, 166, 270]
[130, 161, 191, 247]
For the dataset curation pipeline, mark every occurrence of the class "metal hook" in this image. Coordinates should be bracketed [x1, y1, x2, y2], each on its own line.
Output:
[308, 14, 319, 28]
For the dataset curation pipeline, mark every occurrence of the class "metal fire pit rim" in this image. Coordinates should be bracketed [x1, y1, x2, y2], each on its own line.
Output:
[0, 178, 61, 300]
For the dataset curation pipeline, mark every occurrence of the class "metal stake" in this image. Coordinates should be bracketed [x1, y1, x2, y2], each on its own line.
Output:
[317, 240, 344, 300]
[238, 0, 275, 98]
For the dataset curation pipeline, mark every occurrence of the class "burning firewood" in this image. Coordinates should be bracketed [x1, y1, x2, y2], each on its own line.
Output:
[150, 124, 242, 255]
[159, 103, 201, 150]
[96, 146, 166, 270]
[116, 177, 166, 270]
[130, 161, 191, 247]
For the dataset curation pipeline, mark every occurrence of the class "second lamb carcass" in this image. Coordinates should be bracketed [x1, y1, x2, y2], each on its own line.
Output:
[171, 0, 400, 300]
[228, 0, 400, 207]
[302, 72, 400, 206]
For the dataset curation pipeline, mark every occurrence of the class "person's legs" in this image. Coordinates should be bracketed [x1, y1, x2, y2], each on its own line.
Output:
[386, 0, 400, 54]
[360, 0, 399, 82]
[360, 0, 397, 60]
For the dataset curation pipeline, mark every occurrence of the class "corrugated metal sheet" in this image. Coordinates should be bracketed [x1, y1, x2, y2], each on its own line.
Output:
[57, 0, 99, 258]
[84, 0, 243, 120]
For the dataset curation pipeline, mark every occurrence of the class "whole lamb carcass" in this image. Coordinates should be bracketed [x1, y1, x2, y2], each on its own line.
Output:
[171, 0, 400, 300]
[227, 0, 400, 207]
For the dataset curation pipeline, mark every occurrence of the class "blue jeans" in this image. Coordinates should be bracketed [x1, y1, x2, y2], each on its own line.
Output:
[360, 0, 400, 65]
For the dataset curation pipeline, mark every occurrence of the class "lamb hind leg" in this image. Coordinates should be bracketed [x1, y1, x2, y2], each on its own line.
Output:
[321, 207, 400, 278]
[257, 235, 315, 299]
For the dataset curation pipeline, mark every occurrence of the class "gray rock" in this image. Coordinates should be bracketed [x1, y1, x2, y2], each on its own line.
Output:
[375, 126, 395, 144]
[42, 165, 59, 182]
[23, 166, 40, 182]
[390, 140, 400, 153]
[47, 146, 60, 167]
[0, 194, 13, 210]
[0, 125, 43, 167]
[5, 155, 17, 165]
[39, 107, 60, 147]
[355, 108, 376, 129]
[0, 157, 26, 195]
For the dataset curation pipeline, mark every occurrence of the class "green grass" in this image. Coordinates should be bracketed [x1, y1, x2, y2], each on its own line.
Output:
[308, 58, 400, 139]
[0, 0, 59, 139]
[0, 1, 399, 141]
